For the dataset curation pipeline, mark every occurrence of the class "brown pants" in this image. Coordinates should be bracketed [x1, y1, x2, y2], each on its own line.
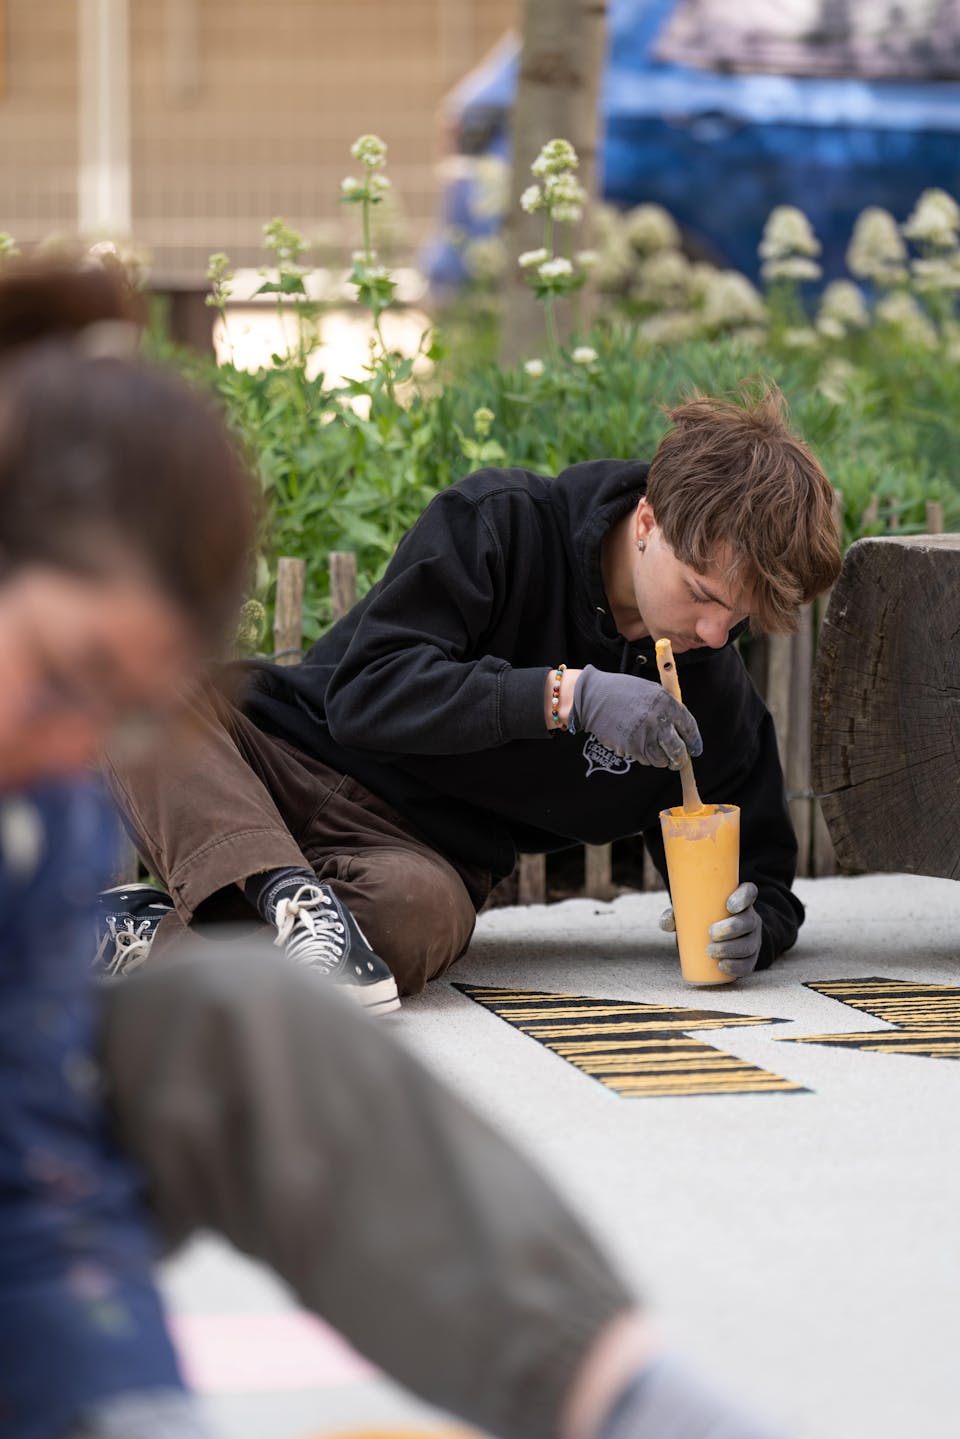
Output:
[104, 685, 491, 996]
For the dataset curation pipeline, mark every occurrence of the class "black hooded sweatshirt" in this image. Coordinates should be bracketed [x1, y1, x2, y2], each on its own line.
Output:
[242, 460, 804, 968]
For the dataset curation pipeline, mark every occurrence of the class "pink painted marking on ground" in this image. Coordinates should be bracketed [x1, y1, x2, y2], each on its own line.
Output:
[170, 1311, 378, 1393]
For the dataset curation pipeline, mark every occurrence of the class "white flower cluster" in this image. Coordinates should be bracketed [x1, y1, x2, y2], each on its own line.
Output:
[351, 134, 387, 169]
[911, 253, 960, 293]
[759, 206, 822, 284]
[520, 184, 543, 215]
[624, 204, 681, 256]
[781, 327, 819, 349]
[700, 271, 767, 332]
[524, 358, 545, 378]
[342, 134, 391, 206]
[571, 345, 598, 366]
[902, 188, 960, 249]
[463, 237, 507, 282]
[816, 279, 870, 339]
[817, 358, 858, 406]
[633, 249, 692, 306]
[639, 311, 703, 346]
[875, 291, 938, 347]
[518, 247, 549, 269]
[522, 141, 587, 224]
[532, 139, 578, 177]
[538, 257, 573, 281]
[205, 250, 234, 307]
[545, 172, 587, 225]
[353, 261, 392, 284]
[846, 208, 907, 283]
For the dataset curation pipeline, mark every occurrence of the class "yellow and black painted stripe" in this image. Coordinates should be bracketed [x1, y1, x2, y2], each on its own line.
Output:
[781, 978, 960, 1059]
[453, 986, 808, 1098]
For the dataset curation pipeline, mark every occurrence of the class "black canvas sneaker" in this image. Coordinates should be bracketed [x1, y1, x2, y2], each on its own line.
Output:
[272, 882, 400, 1015]
[94, 883, 175, 977]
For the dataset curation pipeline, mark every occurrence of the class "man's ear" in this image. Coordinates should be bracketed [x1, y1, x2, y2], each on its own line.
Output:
[635, 496, 657, 545]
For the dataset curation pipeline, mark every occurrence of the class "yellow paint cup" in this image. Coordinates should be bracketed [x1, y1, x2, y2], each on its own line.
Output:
[659, 803, 741, 986]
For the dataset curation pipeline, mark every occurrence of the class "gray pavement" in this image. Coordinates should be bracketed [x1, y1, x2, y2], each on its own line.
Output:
[160, 873, 959, 1439]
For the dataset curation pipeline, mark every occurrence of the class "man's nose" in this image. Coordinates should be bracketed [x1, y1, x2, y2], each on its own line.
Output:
[696, 613, 730, 648]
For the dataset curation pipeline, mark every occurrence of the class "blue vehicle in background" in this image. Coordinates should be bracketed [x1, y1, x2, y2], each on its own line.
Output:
[426, 0, 960, 286]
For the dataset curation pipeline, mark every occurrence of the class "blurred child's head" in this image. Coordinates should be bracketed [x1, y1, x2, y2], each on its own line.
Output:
[0, 255, 258, 784]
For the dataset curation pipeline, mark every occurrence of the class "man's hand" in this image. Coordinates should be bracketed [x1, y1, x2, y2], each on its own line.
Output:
[570, 666, 702, 768]
[659, 881, 762, 977]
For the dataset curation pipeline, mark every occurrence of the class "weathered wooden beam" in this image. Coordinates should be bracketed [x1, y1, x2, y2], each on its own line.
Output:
[273, 555, 305, 664]
[642, 844, 665, 892]
[786, 604, 813, 875]
[812, 535, 960, 878]
[926, 500, 944, 535]
[517, 853, 547, 905]
[329, 551, 358, 622]
[583, 843, 614, 900]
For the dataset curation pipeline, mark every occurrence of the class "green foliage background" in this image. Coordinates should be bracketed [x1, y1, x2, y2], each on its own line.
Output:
[199, 324, 959, 648]
[161, 149, 960, 652]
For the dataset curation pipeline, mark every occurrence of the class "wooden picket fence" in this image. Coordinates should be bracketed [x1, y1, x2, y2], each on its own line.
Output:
[112, 493, 941, 898]
[271, 491, 945, 903]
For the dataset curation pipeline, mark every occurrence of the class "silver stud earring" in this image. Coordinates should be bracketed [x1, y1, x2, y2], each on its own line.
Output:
[636, 538, 645, 553]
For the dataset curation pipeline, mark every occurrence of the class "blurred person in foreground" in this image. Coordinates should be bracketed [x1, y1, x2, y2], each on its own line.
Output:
[0, 256, 256, 1436]
[0, 258, 787, 1439]
[102, 384, 840, 998]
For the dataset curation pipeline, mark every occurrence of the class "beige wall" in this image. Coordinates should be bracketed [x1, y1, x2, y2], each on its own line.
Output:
[0, 1, 79, 238]
[0, 0, 517, 284]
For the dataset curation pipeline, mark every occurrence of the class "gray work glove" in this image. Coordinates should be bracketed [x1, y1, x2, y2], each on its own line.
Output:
[570, 665, 703, 768]
[659, 881, 762, 978]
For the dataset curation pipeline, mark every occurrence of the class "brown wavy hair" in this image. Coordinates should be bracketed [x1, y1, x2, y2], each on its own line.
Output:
[0, 255, 258, 651]
[646, 381, 841, 632]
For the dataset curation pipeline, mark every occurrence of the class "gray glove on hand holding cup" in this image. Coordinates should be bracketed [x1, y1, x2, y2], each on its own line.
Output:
[570, 665, 703, 769]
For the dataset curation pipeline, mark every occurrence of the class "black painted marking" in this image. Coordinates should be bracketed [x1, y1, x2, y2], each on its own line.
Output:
[780, 977, 960, 1059]
[454, 985, 808, 1098]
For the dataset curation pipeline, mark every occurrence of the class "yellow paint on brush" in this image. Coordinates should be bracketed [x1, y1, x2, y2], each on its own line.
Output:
[654, 637, 740, 986]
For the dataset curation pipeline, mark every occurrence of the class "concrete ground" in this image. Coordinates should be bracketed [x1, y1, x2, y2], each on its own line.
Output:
[160, 873, 959, 1439]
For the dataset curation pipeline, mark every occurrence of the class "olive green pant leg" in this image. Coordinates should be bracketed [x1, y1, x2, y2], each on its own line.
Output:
[99, 947, 633, 1439]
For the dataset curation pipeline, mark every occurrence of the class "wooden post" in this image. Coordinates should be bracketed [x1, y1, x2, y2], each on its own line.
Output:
[517, 853, 547, 904]
[329, 551, 358, 622]
[861, 494, 879, 528]
[78, 0, 132, 238]
[811, 591, 836, 876]
[810, 489, 844, 877]
[786, 604, 813, 875]
[765, 632, 793, 772]
[811, 797, 836, 877]
[642, 844, 665, 892]
[273, 556, 305, 664]
[583, 843, 614, 900]
[500, 0, 608, 365]
[926, 500, 944, 534]
[813, 534, 960, 877]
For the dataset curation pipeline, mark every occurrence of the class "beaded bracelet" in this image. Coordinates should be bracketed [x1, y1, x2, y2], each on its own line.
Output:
[550, 664, 567, 730]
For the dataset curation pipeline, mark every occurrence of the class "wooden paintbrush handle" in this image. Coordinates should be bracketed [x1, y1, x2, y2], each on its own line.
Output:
[654, 639, 703, 813]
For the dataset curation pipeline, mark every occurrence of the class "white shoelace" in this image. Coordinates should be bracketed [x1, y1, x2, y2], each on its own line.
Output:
[93, 918, 154, 977]
[273, 884, 346, 973]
